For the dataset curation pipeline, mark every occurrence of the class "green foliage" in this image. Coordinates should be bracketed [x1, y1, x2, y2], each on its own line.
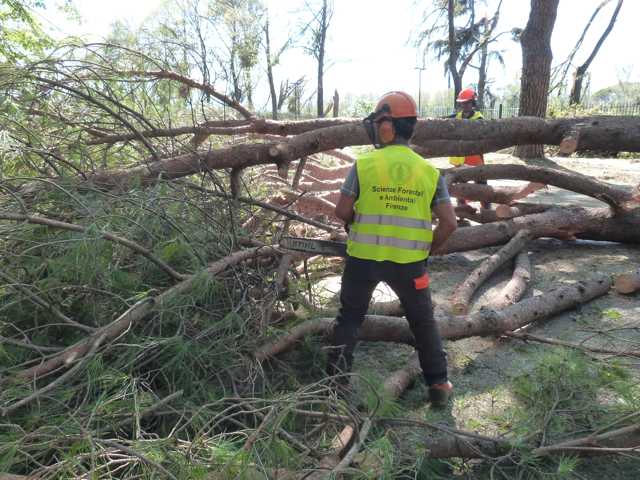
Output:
[474, 347, 640, 478]
[0, 0, 52, 62]
[592, 82, 640, 105]
[510, 348, 634, 437]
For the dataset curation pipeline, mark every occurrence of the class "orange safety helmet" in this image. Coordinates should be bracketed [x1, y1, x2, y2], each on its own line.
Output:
[374, 91, 418, 118]
[456, 88, 477, 103]
[366, 91, 418, 146]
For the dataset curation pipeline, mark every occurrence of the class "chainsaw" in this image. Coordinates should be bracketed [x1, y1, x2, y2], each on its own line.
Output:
[279, 236, 347, 257]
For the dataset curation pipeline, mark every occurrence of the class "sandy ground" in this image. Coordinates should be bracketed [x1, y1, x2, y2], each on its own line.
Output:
[311, 153, 640, 478]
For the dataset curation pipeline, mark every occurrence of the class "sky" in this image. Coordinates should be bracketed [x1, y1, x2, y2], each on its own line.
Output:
[36, 0, 639, 108]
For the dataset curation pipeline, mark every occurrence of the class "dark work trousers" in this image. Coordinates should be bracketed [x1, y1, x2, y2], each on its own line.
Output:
[327, 256, 448, 386]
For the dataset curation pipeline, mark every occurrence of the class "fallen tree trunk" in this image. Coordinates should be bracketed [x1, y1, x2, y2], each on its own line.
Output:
[449, 182, 546, 206]
[256, 274, 612, 359]
[74, 117, 640, 190]
[450, 230, 531, 315]
[440, 206, 640, 253]
[420, 421, 640, 460]
[614, 269, 640, 294]
[85, 115, 640, 155]
[447, 164, 636, 210]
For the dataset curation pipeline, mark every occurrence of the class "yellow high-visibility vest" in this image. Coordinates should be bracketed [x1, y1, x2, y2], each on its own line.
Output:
[449, 110, 484, 166]
[347, 145, 439, 263]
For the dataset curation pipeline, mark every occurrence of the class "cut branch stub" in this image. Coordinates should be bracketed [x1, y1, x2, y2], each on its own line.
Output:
[614, 269, 640, 294]
[270, 143, 292, 179]
[558, 124, 584, 156]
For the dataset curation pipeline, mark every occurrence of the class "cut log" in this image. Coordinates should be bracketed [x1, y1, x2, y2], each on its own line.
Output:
[614, 269, 640, 294]
[488, 251, 532, 310]
[271, 191, 338, 221]
[440, 274, 612, 340]
[450, 230, 532, 315]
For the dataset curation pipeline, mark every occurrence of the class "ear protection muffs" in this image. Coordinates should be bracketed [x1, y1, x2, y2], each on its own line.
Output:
[363, 104, 395, 148]
[377, 117, 395, 144]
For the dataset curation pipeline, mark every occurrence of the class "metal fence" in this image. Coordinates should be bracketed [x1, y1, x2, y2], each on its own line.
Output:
[420, 102, 640, 119]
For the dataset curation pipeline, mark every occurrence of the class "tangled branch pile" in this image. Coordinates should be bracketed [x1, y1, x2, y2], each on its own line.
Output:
[0, 46, 639, 479]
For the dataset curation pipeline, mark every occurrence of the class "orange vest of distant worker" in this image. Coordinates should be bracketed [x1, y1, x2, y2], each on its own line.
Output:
[449, 110, 484, 167]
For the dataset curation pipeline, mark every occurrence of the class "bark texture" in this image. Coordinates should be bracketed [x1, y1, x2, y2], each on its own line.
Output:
[78, 117, 640, 190]
[450, 230, 531, 315]
[488, 251, 533, 310]
[440, 206, 640, 254]
[514, 0, 560, 159]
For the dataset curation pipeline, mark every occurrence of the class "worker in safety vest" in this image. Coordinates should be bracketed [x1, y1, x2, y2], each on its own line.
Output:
[328, 91, 457, 408]
[449, 88, 491, 210]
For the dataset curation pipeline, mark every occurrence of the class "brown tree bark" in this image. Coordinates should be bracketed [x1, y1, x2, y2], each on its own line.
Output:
[495, 202, 551, 219]
[82, 116, 640, 179]
[455, 206, 502, 224]
[514, 0, 559, 159]
[449, 182, 546, 206]
[440, 206, 640, 253]
[447, 164, 636, 210]
[488, 251, 533, 309]
[450, 230, 531, 315]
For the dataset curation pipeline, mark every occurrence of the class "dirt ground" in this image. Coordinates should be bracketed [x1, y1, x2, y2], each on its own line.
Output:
[311, 153, 640, 478]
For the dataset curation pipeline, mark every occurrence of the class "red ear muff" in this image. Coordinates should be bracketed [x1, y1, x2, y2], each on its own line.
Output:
[378, 119, 395, 144]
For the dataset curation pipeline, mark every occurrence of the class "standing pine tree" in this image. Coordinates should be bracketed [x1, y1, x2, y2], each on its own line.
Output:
[514, 0, 559, 159]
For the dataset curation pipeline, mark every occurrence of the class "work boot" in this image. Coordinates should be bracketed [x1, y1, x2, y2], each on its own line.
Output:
[428, 381, 453, 408]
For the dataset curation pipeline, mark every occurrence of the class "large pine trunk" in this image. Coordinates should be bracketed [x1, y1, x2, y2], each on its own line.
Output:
[514, 0, 559, 159]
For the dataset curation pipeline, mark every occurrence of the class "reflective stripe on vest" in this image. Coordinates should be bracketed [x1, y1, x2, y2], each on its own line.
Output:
[348, 232, 431, 251]
[353, 213, 432, 230]
[449, 110, 483, 166]
[347, 144, 439, 264]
